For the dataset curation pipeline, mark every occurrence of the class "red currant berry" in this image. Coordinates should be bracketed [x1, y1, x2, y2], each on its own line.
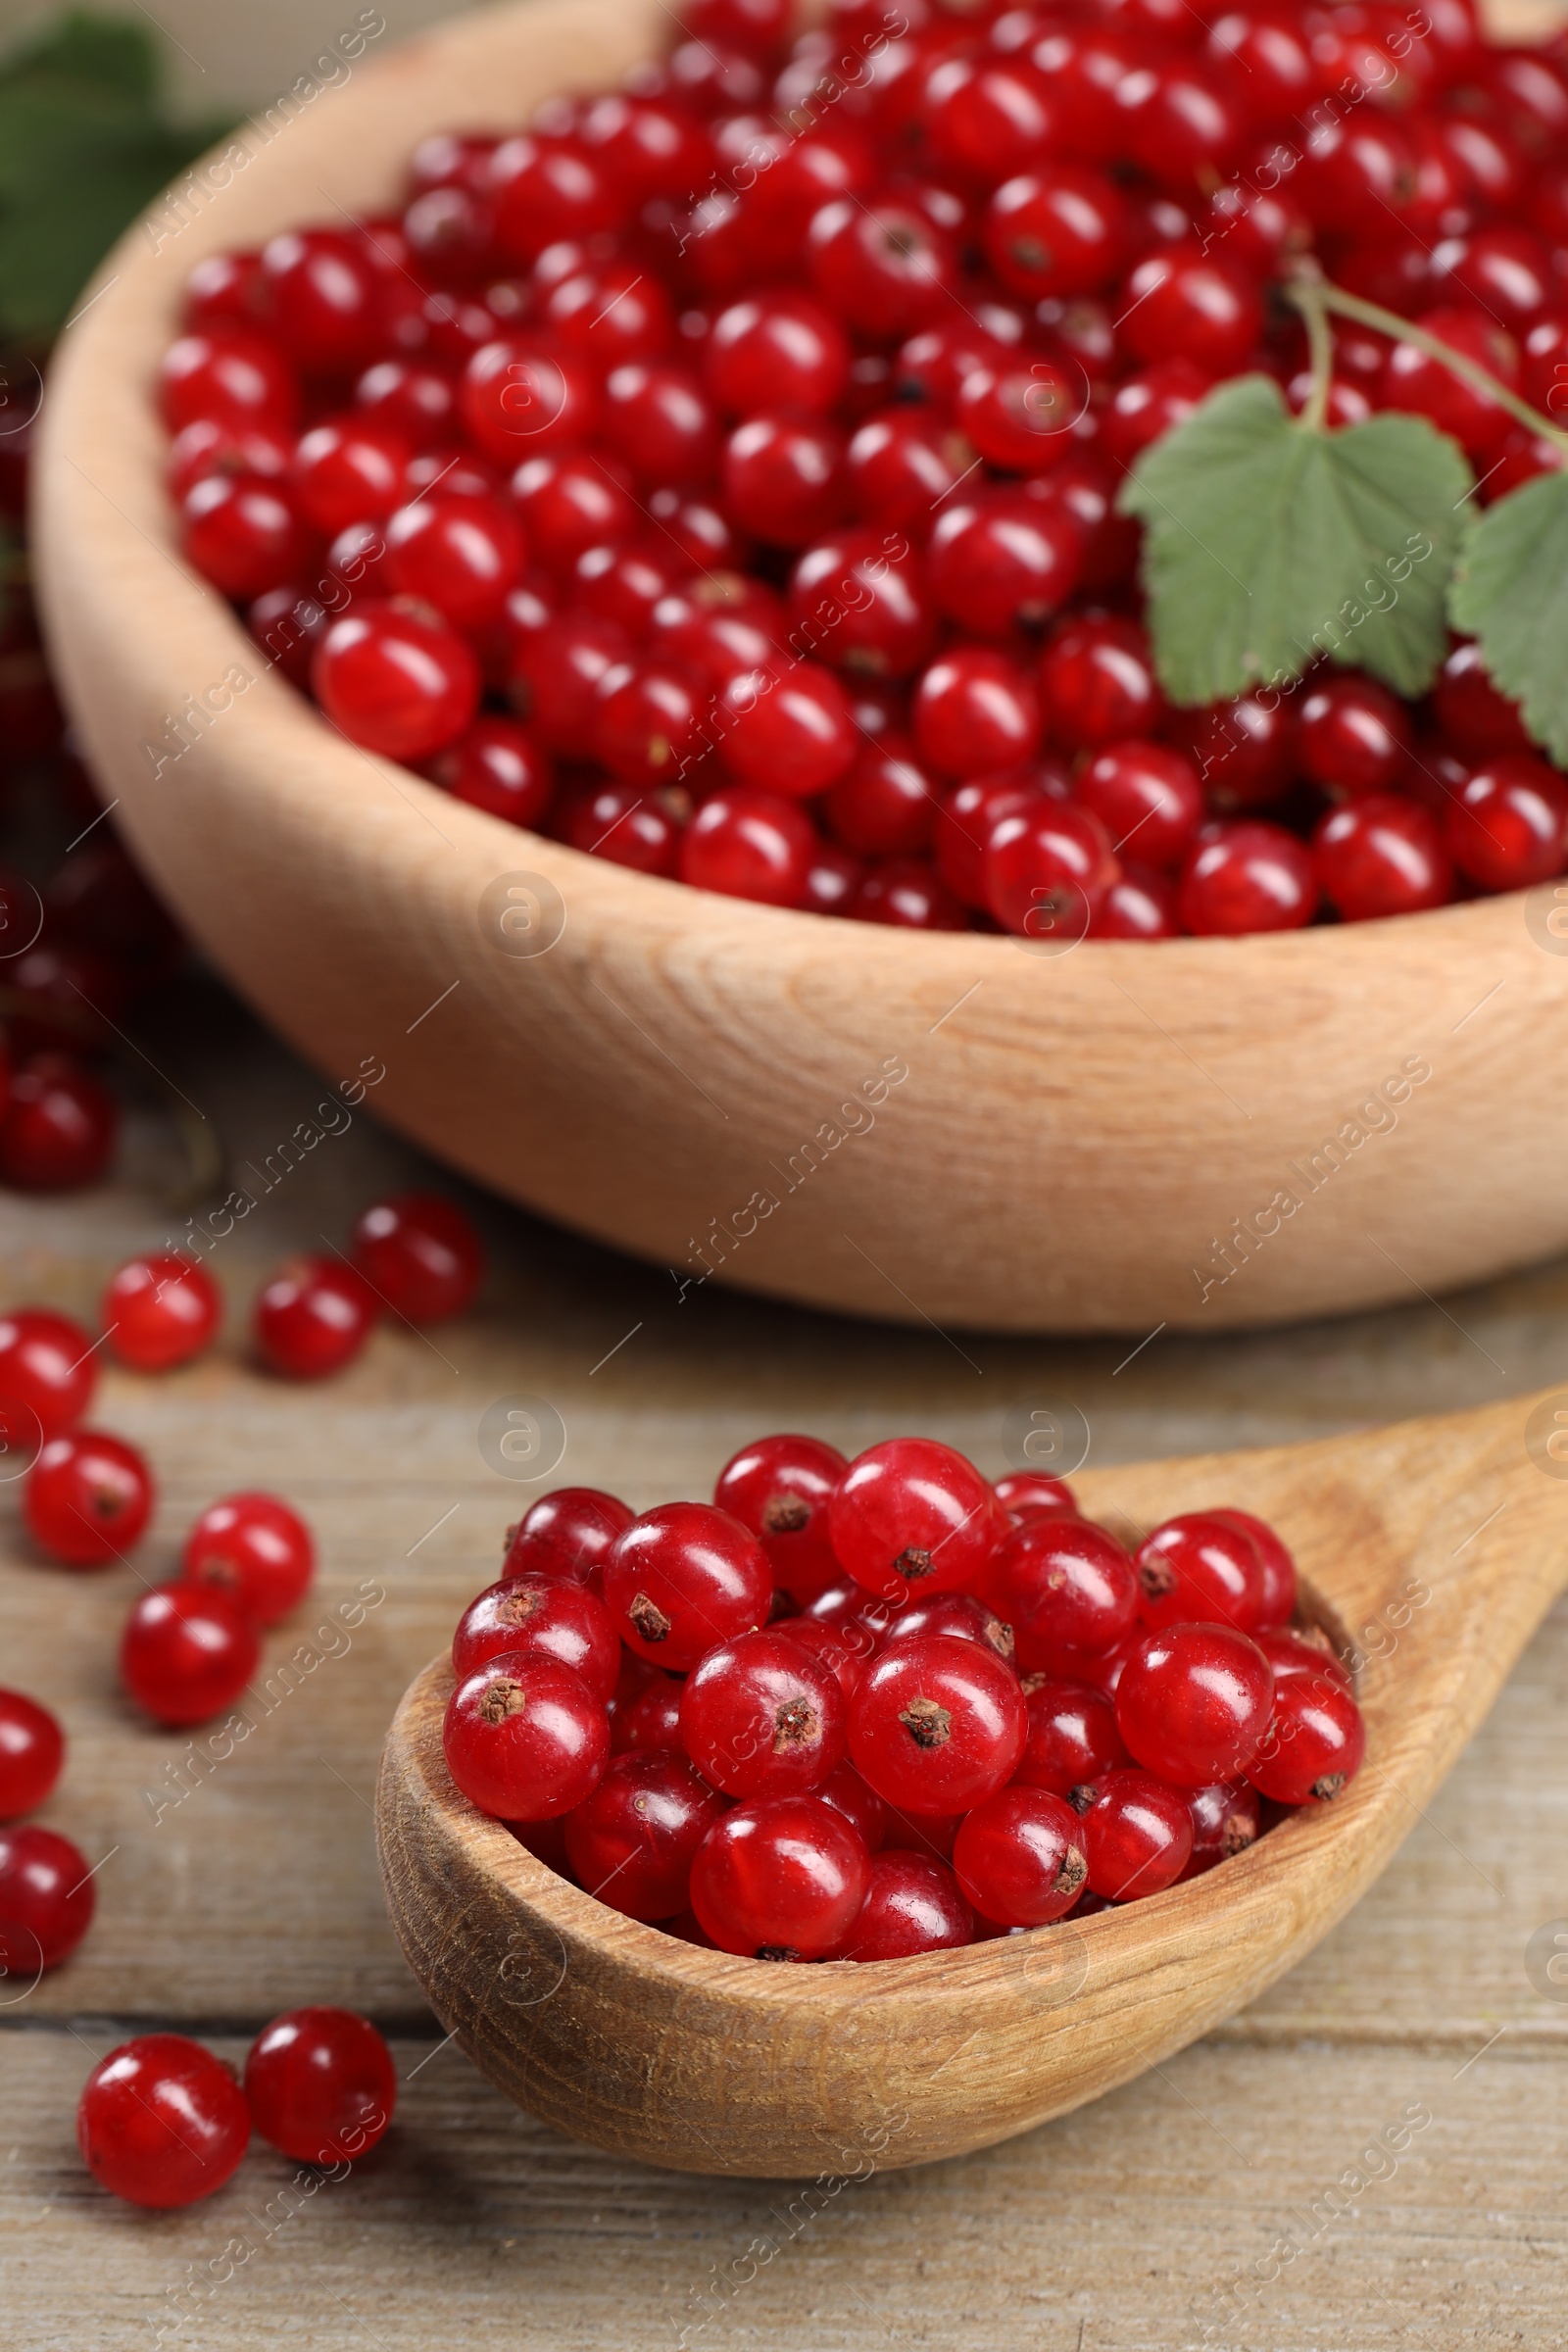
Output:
[984, 167, 1128, 299]
[1178, 820, 1319, 935]
[823, 737, 939, 858]
[807, 192, 958, 338]
[1119, 246, 1263, 374]
[26, 1428, 151, 1566]
[254, 1253, 378, 1381]
[1432, 640, 1531, 759]
[502, 1487, 634, 1589]
[600, 362, 716, 489]
[1078, 738, 1202, 871]
[1039, 614, 1163, 752]
[713, 1432, 849, 1604]
[789, 530, 935, 680]
[245, 2007, 396, 2164]
[1081, 1767, 1194, 1899]
[183, 249, 263, 333]
[953, 1786, 1088, 1927]
[853, 857, 968, 930]
[830, 1437, 999, 1602]
[717, 660, 857, 797]
[1380, 305, 1520, 459]
[486, 134, 618, 261]
[882, 1591, 1014, 1670]
[1205, 1507, 1297, 1627]
[953, 359, 1082, 473]
[1135, 1512, 1269, 1633]
[1248, 1673, 1366, 1804]
[1255, 1628, 1351, 1692]
[805, 840, 864, 916]
[79, 2034, 249, 2207]
[991, 1515, 1139, 1671]
[291, 417, 409, 535]
[563, 779, 685, 878]
[933, 764, 1064, 906]
[462, 339, 598, 464]
[1014, 1676, 1128, 1798]
[432, 716, 555, 830]
[815, 1759, 887, 1851]
[160, 330, 299, 434]
[180, 470, 308, 598]
[1313, 794, 1453, 921]
[541, 256, 676, 368]
[1184, 1779, 1261, 1874]
[914, 645, 1042, 777]
[355, 357, 458, 447]
[1102, 358, 1216, 467]
[1298, 674, 1412, 797]
[926, 490, 1084, 638]
[0, 1822, 93, 1976]
[995, 1471, 1077, 1522]
[352, 1191, 483, 1322]
[689, 1792, 871, 1958]
[510, 450, 637, 570]
[612, 1672, 685, 1755]
[680, 785, 815, 906]
[121, 1584, 259, 1724]
[1115, 1623, 1273, 1787]
[706, 290, 850, 416]
[103, 1254, 220, 1372]
[680, 1629, 847, 1797]
[384, 492, 522, 629]
[984, 799, 1118, 941]
[828, 1849, 974, 1958]
[0, 1054, 118, 1193]
[0, 1306, 93, 1443]
[722, 413, 847, 547]
[1090, 862, 1180, 940]
[848, 1635, 1026, 1812]
[313, 601, 480, 761]
[257, 228, 385, 372]
[845, 406, 968, 529]
[565, 1751, 727, 1920]
[180, 1492, 315, 1626]
[0, 1689, 63, 1818]
[443, 1652, 610, 1819]
[784, 1609, 881, 1702]
[453, 1573, 619, 1703]
[1444, 756, 1568, 891]
[594, 655, 708, 785]
[603, 1501, 772, 1669]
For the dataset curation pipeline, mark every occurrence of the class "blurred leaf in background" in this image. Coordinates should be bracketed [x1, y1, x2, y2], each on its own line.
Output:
[0, 11, 232, 346]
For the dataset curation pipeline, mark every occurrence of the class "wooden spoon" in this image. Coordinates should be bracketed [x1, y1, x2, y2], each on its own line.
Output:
[376, 1389, 1568, 2178]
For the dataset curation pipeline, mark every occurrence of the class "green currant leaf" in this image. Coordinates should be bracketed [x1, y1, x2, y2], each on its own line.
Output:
[1117, 373, 1473, 708]
[1448, 468, 1568, 766]
[4, 14, 162, 102]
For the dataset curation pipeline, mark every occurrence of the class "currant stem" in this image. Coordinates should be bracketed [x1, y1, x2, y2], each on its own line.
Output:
[1286, 272, 1568, 455]
[1293, 278, 1336, 436]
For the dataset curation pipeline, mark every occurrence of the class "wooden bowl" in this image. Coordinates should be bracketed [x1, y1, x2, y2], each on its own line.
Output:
[32, 0, 1568, 1334]
[376, 1391, 1568, 2176]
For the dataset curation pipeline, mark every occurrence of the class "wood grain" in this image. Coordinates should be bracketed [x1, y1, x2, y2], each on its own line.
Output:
[32, 0, 1568, 1337]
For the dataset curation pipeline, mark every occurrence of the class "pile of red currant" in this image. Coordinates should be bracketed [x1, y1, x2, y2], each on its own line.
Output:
[158, 0, 1568, 937]
[440, 1437, 1364, 1959]
[75, 2007, 397, 2207]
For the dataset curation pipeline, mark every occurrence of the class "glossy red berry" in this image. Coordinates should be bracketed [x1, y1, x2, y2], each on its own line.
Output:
[0, 1306, 95, 1439]
[1102, 358, 1215, 467]
[717, 660, 857, 796]
[1039, 614, 1163, 752]
[1444, 756, 1568, 891]
[848, 1635, 1026, 1813]
[914, 646, 1042, 778]
[789, 531, 934, 680]
[383, 492, 522, 628]
[258, 228, 385, 372]
[245, 2007, 397, 2164]
[1248, 1673, 1366, 1804]
[1431, 640, 1531, 758]
[680, 786, 815, 907]
[612, 1672, 686, 1755]
[830, 1437, 999, 1602]
[995, 1471, 1077, 1522]
[933, 765, 1060, 906]
[1119, 246, 1262, 374]
[984, 800, 1118, 942]
[603, 1501, 772, 1669]
[926, 490, 1083, 638]
[689, 1792, 871, 1959]
[1081, 1767, 1194, 1899]
[0, 1689, 64, 1817]
[828, 1849, 975, 1958]
[722, 413, 847, 547]
[79, 2034, 249, 2207]
[807, 193, 957, 338]
[983, 167, 1128, 300]
[462, 338, 597, 464]
[313, 601, 480, 760]
[1013, 1677, 1128, 1798]
[953, 1786, 1088, 1927]
[501, 1487, 634, 1588]
[540, 256, 675, 368]
[487, 134, 618, 262]
[452, 1573, 619, 1703]
[815, 1758, 887, 1852]
[680, 1629, 847, 1797]
[712, 1432, 849, 1604]
[1114, 1623, 1273, 1787]
[1313, 795, 1452, 921]
[992, 1516, 1139, 1672]
[881, 1592, 1015, 1671]
[255, 1253, 377, 1380]
[1185, 1779, 1262, 1874]
[1298, 674, 1412, 797]
[180, 1492, 315, 1626]
[845, 406, 967, 529]
[443, 1651, 610, 1819]
[1178, 821, 1319, 936]
[290, 417, 409, 536]
[0, 1823, 93, 1980]
[564, 1751, 727, 1920]
[853, 857, 968, 930]
[0, 1054, 118, 1192]
[352, 1191, 483, 1322]
[1135, 1512, 1269, 1634]
[1380, 305, 1521, 459]
[1090, 862, 1180, 940]
[26, 1429, 152, 1566]
[954, 360, 1083, 473]
[103, 1254, 220, 1372]
[121, 1583, 259, 1725]
[1255, 1628, 1351, 1692]
[181, 471, 308, 598]
[432, 716, 555, 830]
[600, 362, 716, 489]
[707, 290, 850, 416]
[160, 330, 299, 433]
[1077, 739, 1201, 873]
[1205, 1507, 1297, 1627]
[562, 779, 684, 878]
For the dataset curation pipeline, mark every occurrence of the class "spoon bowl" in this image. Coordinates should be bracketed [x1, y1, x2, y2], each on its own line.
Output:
[376, 1388, 1568, 2176]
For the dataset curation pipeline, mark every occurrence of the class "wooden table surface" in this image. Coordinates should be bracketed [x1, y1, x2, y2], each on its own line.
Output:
[1, 977, 1565, 2352]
